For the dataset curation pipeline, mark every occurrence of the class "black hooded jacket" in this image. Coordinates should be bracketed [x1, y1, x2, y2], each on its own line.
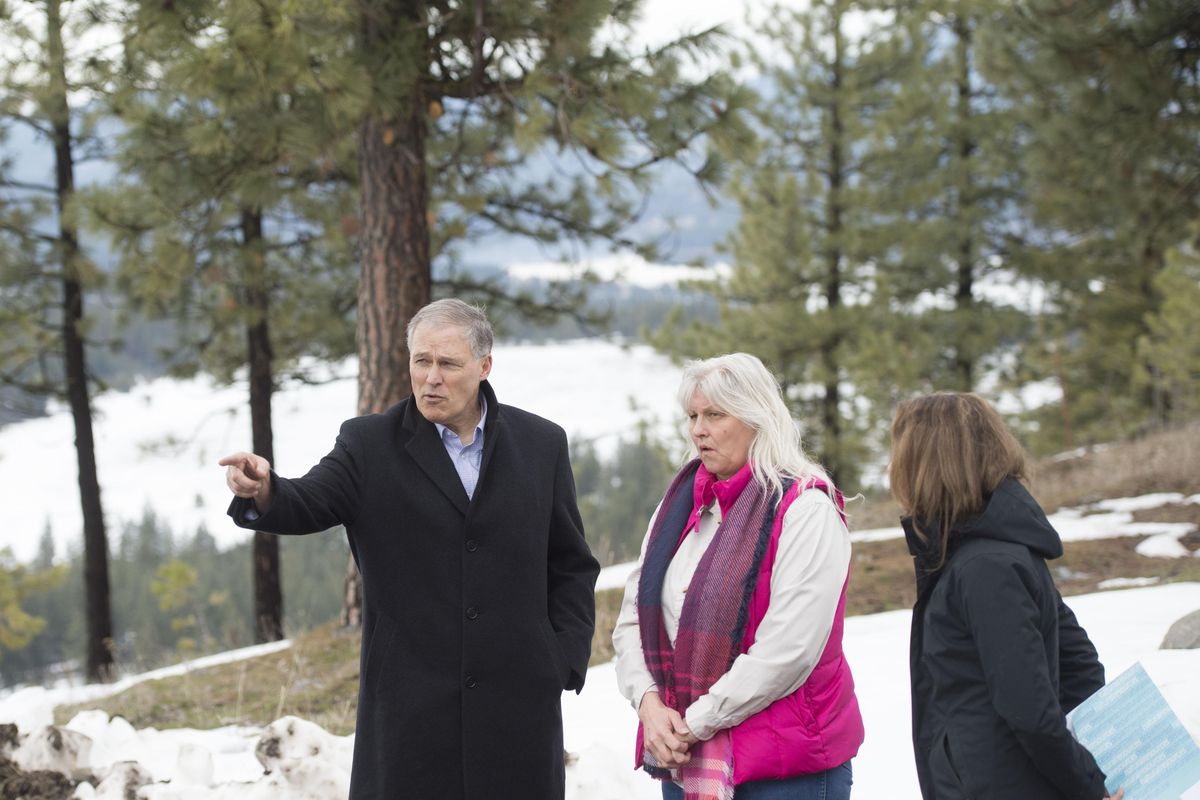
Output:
[905, 478, 1108, 800]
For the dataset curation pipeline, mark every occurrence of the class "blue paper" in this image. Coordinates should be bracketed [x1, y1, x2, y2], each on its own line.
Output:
[1068, 662, 1200, 800]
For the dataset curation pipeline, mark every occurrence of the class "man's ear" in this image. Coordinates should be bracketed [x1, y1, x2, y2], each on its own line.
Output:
[479, 354, 493, 381]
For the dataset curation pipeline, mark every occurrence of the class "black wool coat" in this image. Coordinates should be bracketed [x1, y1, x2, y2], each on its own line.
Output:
[229, 380, 600, 800]
[905, 478, 1108, 800]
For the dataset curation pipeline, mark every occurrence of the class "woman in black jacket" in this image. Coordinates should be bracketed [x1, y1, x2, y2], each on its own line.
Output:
[889, 392, 1123, 800]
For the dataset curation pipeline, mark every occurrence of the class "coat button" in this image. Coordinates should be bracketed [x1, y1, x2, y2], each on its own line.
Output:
[465, 539, 478, 552]
[465, 675, 477, 689]
[466, 606, 478, 620]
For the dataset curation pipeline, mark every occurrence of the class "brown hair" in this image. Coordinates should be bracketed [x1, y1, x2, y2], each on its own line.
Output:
[889, 392, 1028, 566]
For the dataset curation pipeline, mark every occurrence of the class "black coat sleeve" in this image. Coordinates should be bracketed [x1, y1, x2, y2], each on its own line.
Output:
[227, 420, 364, 534]
[954, 556, 1107, 799]
[1056, 592, 1105, 713]
[545, 429, 600, 693]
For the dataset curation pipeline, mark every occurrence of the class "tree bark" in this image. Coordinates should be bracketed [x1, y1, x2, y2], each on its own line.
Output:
[356, 102, 431, 416]
[47, 0, 114, 682]
[344, 0, 433, 628]
[242, 208, 284, 643]
[952, 16, 977, 392]
[821, 4, 846, 485]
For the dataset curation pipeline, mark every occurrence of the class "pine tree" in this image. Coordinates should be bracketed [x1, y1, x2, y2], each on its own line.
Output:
[866, 0, 1030, 396]
[338, 0, 749, 623]
[995, 0, 1200, 441]
[0, 548, 66, 661]
[93, 0, 364, 642]
[0, 0, 118, 680]
[1136, 236, 1200, 421]
[651, 0, 896, 487]
[351, 0, 748, 418]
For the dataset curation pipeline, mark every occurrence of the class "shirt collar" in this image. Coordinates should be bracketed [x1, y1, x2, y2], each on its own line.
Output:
[435, 396, 488, 446]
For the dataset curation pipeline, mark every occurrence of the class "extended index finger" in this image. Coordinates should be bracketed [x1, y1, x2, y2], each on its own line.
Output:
[222, 453, 266, 479]
[218, 452, 252, 468]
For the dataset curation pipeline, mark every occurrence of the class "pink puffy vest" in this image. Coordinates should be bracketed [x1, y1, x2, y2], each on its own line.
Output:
[728, 480, 865, 784]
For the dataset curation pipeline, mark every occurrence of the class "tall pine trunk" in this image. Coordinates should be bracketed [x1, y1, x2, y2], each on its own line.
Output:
[952, 16, 977, 391]
[820, 5, 846, 486]
[48, 0, 114, 682]
[242, 209, 283, 642]
[344, 1, 432, 627]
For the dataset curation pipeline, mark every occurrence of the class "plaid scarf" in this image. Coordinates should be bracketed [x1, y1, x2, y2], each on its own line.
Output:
[637, 459, 790, 800]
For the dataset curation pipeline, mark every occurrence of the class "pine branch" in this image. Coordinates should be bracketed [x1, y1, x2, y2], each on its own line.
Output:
[479, 196, 642, 249]
[432, 74, 527, 100]
[0, 370, 63, 399]
[0, 178, 56, 193]
[434, 275, 608, 333]
[3, 113, 53, 139]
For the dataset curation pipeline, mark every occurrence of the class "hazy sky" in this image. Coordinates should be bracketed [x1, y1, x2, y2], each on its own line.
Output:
[634, 0, 756, 47]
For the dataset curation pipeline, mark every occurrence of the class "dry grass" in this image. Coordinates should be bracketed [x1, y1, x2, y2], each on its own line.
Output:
[845, 420, 1200, 528]
[55, 622, 362, 735]
[591, 588, 622, 666]
[1029, 421, 1200, 512]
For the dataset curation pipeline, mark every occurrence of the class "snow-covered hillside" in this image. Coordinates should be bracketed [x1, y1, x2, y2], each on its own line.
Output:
[1, 582, 1197, 799]
[0, 340, 688, 561]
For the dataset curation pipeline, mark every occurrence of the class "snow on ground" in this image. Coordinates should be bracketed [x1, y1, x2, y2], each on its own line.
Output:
[0, 340, 689, 561]
[850, 491, 1200, 557]
[596, 561, 639, 593]
[507, 252, 730, 289]
[0, 583, 1195, 799]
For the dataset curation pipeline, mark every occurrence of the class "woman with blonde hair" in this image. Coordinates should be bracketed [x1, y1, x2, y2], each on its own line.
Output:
[613, 353, 862, 800]
[890, 392, 1121, 800]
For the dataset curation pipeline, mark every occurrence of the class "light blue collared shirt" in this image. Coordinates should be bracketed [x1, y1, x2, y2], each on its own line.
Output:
[434, 397, 487, 500]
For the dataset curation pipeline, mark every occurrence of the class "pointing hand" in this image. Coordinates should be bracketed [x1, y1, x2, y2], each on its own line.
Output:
[219, 451, 273, 512]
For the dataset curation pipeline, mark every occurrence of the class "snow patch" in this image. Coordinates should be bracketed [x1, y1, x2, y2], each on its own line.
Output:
[1136, 535, 1195, 559]
[1096, 576, 1161, 590]
[1092, 493, 1189, 513]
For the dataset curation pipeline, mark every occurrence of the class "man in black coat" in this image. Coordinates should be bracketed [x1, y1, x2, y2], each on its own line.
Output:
[220, 298, 600, 800]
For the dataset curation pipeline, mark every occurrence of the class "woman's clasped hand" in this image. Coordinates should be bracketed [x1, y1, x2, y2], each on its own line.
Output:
[637, 691, 697, 767]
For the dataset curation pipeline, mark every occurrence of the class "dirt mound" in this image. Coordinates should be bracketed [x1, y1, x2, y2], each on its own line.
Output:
[0, 766, 76, 799]
[0, 724, 85, 800]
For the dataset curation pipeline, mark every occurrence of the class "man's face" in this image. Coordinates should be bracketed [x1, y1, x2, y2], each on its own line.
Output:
[410, 322, 492, 439]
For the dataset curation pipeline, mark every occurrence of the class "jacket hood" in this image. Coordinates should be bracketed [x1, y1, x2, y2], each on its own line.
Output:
[903, 477, 1063, 565]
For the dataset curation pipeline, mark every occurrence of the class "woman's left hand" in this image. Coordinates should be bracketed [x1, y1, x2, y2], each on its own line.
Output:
[639, 691, 693, 767]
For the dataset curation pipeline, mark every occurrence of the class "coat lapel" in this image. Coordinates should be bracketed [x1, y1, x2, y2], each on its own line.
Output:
[402, 401, 470, 517]
[473, 381, 503, 503]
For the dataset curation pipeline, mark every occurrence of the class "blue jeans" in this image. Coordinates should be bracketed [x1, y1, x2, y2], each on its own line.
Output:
[661, 761, 853, 800]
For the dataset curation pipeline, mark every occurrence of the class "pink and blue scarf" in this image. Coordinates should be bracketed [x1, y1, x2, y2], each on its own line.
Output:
[636, 460, 791, 800]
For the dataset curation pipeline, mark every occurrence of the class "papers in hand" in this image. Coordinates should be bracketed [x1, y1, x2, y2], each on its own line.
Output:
[1068, 662, 1200, 800]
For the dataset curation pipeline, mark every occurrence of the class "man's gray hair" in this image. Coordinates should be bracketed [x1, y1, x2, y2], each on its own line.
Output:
[406, 299, 494, 358]
[677, 352, 829, 498]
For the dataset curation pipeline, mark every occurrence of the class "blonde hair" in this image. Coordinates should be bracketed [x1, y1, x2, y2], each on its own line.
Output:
[889, 392, 1028, 566]
[678, 353, 829, 500]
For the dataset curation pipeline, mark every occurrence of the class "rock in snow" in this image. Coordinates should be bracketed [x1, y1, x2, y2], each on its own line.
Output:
[1162, 608, 1200, 650]
[13, 724, 93, 780]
